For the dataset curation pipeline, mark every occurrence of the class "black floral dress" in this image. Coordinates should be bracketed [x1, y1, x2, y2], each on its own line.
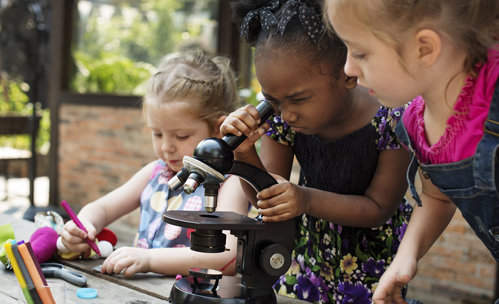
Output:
[268, 106, 413, 304]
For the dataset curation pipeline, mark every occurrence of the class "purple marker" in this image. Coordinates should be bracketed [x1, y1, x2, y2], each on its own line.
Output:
[61, 200, 101, 256]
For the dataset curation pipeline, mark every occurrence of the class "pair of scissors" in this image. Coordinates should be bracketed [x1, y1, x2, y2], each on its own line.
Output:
[40, 262, 87, 286]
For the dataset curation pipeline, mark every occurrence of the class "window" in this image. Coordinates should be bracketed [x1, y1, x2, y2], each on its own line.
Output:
[69, 0, 219, 95]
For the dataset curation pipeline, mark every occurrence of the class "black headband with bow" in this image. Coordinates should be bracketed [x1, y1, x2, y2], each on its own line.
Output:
[240, 0, 324, 45]
[277, 0, 323, 44]
[240, 0, 280, 42]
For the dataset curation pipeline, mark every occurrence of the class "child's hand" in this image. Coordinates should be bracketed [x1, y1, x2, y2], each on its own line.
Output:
[256, 174, 310, 222]
[60, 219, 98, 253]
[220, 104, 269, 154]
[372, 254, 417, 304]
[100, 247, 151, 277]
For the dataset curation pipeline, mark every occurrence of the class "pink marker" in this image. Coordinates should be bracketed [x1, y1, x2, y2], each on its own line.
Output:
[61, 200, 101, 256]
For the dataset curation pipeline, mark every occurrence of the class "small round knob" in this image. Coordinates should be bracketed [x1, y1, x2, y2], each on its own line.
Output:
[259, 244, 291, 277]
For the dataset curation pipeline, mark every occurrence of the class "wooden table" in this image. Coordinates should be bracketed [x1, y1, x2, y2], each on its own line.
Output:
[0, 214, 307, 304]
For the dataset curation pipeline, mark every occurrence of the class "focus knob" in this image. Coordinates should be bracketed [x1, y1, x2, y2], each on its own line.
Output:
[259, 244, 291, 277]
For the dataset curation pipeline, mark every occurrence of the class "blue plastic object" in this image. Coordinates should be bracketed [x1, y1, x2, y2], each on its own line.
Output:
[77, 287, 97, 299]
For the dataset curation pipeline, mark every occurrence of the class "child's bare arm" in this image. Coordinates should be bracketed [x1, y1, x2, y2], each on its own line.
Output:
[60, 161, 155, 252]
[372, 173, 456, 303]
[102, 175, 249, 277]
[399, 170, 457, 260]
[257, 147, 410, 226]
[102, 234, 239, 277]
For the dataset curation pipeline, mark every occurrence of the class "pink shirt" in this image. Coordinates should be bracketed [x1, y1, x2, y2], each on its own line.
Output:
[403, 48, 499, 164]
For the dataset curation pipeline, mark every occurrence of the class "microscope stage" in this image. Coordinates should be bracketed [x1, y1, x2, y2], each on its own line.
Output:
[163, 211, 266, 230]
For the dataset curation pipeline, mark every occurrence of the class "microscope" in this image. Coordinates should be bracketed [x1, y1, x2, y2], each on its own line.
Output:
[163, 100, 297, 304]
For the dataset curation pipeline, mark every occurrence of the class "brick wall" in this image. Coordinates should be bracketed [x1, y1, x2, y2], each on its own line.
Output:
[406, 210, 497, 303]
[406, 178, 497, 304]
[58, 104, 156, 227]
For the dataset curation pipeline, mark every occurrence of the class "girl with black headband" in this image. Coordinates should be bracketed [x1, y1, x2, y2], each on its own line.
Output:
[221, 0, 413, 302]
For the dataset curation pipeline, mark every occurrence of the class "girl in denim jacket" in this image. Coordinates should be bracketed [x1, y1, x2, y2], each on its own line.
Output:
[326, 1, 499, 303]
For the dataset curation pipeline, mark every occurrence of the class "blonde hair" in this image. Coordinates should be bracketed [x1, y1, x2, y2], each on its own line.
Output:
[143, 50, 242, 125]
[325, 0, 499, 74]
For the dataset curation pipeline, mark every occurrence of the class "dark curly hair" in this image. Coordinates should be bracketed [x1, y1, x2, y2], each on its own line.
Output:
[231, 0, 347, 76]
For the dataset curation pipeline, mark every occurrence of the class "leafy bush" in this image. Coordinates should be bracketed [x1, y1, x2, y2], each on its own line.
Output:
[68, 0, 217, 95]
[0, 78, 50, 153]
[70, 51, 153, 95]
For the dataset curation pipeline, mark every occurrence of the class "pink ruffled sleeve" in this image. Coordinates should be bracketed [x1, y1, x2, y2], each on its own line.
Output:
[403, 47, 499, 164]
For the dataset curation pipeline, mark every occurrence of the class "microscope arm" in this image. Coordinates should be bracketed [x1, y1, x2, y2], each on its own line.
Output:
[228, 161, 277, 193]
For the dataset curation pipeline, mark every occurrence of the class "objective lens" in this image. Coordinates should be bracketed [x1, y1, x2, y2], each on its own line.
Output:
[204, 196, 217, 213]
[183, 171, 205, 194]
[183, 178, 200, 194]
[167, 167, 190, 191]
[167, 175, 184, 191]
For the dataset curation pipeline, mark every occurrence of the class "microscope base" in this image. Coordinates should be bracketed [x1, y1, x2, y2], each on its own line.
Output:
[169, 275, 277, 304]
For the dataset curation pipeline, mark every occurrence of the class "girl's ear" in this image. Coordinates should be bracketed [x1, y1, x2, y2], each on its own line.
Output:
[415, 29, 441, 67]
[344, 75, 358, 89]
[338, 68, 357, 89]
[213, 115, 227, 137]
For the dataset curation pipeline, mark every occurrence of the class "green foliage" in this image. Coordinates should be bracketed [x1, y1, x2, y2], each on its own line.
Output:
[71, 51, 153, 95]
[0, 79, 29, 113]
[0, 78, 50, 153]
[37, 109, 50, 153]
[239, 88, 261, 107]
[70, 0, 217, 95]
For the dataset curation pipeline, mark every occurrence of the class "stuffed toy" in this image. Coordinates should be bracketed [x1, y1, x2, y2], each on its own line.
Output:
[30, 226, 59, 263]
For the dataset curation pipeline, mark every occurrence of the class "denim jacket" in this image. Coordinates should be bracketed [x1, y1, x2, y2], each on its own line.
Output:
[395, 81, 499, 261]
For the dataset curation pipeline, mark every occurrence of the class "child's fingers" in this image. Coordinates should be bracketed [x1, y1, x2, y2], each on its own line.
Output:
[257, 199, 282, 213]
[103, 253, 125, 275]
[102, 247, 140, 277]
[256, 183, 286, 201]
[391, 274, 411, 303]
[256, 195, 283, 209]
[257, 197, 294, 221]
[59, 238, 89, 253]
[100, 255, 113, 274]
[241, 104, 264, 124]
[220, 120, 244, 137]
[373, 271, 411, 304]
[60, 227, 86, 246]
[85, 226, 98, 241]
[64, 221, 87, 239]
[113, 257, 133, 277]
[101, 249, 121, 274]
[259, 209, 293, 222]
[372, 285, 406, 304]
[123, 262, 143, 277]
[231, 106, 261, 131]
[61, 232, 90, 252]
